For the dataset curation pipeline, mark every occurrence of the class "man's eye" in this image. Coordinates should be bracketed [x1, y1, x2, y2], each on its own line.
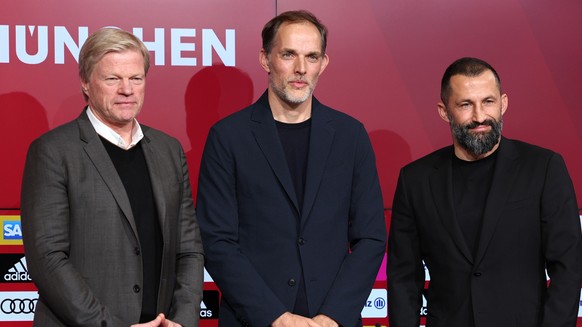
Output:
[104, 78, 118, 85]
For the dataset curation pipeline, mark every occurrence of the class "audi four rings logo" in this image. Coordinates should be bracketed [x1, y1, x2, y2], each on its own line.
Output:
[1, 298, 36, 314]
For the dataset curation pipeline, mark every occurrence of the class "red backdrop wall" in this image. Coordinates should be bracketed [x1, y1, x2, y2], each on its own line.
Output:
[1, 1, 581, 326]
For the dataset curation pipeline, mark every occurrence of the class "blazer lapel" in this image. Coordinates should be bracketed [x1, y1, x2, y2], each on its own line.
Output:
[77, 110, 139, 237]
[140, 132, 168, 238]
[474, 138, 519, 266]
[251, 95, 300, 213]
[300, 101, 334, 224]
[429, 149, 473, 263]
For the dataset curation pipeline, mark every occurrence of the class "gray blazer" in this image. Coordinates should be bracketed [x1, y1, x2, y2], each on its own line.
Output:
[21, 109, 204, 327]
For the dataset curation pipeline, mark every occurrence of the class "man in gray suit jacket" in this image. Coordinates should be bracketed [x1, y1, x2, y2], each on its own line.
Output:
[387, 57, 582, 327]
[20, 28, 204, 327]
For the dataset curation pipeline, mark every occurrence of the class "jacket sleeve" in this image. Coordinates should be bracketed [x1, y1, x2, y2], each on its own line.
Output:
[315, 124, 387, 327]
[387, 168, 425, 327]
[540, 153, 582, 327]
[167, 145, 205, 327]
[21, 137, 129, 327]
[196, 126, 289, 327]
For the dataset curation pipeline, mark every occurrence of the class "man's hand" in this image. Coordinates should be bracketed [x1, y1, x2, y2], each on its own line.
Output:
[272, 312, 322, 327]
[131, 313, 183, 327]
[312, 314, 338, 327]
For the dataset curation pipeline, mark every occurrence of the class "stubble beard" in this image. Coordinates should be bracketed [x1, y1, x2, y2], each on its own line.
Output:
[270, 77, 314, 106]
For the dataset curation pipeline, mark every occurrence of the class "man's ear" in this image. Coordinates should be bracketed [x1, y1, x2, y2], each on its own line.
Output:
[318, 53, 330, 75]
[259, 49, 270, 73]
[81, 80, 89, 96]
[437, 102, 450, 123]
[501, 93, 508, 116]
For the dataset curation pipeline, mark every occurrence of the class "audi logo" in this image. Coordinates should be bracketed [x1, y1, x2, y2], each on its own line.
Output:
[1, 298, 37, 314]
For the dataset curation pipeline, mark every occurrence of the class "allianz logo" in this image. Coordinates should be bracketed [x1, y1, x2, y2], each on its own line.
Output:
[4, 257, 32, 282]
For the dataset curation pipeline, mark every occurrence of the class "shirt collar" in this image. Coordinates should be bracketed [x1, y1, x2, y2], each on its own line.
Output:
[86, 107, 144, 150]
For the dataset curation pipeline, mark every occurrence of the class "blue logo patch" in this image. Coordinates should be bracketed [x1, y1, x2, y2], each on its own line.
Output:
[3, 221, 22, 240]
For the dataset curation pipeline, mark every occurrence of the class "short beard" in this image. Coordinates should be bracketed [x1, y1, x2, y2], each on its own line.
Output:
[450, 117, 502, 156]
[270, 78, 313, 106]
[272, 84, 312, 105]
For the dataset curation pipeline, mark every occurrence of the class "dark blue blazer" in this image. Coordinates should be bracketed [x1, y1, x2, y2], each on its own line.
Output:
[197, 92, 387, 327]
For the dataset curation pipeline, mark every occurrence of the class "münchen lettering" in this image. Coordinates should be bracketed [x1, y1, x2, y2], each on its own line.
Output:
[0, 25, 235, 66]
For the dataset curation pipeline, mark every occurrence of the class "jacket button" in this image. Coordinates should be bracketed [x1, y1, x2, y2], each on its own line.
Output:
[134, 247, 141, 255]
[288, 278, 296, 286]
[473, 272, 482, 277]
[133, 285, 141, 293]
[298, 238, 305, 245]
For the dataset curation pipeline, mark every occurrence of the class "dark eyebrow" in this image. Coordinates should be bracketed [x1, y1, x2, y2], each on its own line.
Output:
[456, 98, 473, 104]
[280, 48, 297, 54]
[280, 48, 322, 57]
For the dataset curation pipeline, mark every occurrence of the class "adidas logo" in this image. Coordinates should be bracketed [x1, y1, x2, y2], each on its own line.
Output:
[200, 290, 219, 319]
[4, 256, 32, 281]
[200, 300, 213, 318]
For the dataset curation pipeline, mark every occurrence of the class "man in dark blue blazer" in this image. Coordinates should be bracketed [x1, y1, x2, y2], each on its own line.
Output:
[196, 10, 387, 327]
[387, 57, 582, 327]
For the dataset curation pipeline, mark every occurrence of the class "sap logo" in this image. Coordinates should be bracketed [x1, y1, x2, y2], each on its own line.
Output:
[0, 216, 23, 245]
[3, 221, 22, 240]
[200, 290, 219, 320]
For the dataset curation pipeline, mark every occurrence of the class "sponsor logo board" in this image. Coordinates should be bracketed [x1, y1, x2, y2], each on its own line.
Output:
[0, 291, 37, 321]
[0, 255, 31, 283]
[200, 290, 219, 319]
[362, 289, 387, 318]
[0, 216, 22, 245]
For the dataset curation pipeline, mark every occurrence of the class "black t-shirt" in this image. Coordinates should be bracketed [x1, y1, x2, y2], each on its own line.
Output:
[276, 119, 311, 211]
[452, 150, 498, 256]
